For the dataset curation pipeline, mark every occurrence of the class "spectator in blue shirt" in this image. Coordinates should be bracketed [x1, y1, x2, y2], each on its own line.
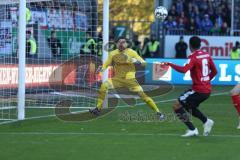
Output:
[201, 14, 213, 32]
[194, 12, 202, 30]
[175, 0, 184, 15]
[164, 16, 177, 31]
[178, 18, 186, 30]
[215, 12, 223, 28]
[187, 18, 197, 32]
[168, 5, 178, 18]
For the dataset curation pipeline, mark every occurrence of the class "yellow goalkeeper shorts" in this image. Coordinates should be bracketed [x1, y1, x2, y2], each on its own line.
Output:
[107, 77, 143, 92]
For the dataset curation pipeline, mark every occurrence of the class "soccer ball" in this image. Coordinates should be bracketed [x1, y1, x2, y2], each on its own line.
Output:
[154, 6, 168, 20]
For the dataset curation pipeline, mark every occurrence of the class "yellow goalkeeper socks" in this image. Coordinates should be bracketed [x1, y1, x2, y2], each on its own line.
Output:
[97, 99, 103, 110]
[96, 88, 108, 110]
[138, 91, 160, 113]
[97, 93, 106, 110]
[145, 98, 160, 113]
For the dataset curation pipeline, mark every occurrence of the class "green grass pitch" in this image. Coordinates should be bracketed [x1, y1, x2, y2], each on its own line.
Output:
[0, 85, 239, 160]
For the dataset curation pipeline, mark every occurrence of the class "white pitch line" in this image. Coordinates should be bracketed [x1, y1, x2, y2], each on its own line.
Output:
[25, 91, 229, 109]
[118, 98, 177, 107]
[0, 120, 18, 125]
[25, 110, 89, 121]
[0, 91, 229, 125]
[25, 106, 93, 109]
[51, 92, 96, 100]
[5, 91, 228, 110]
[119, 91, 229, 108]
[0, 132, 239, 138]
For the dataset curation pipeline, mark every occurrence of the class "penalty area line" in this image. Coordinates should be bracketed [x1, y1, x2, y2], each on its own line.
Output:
[0, 91, 229, 125]
[118, 91, 229, 108]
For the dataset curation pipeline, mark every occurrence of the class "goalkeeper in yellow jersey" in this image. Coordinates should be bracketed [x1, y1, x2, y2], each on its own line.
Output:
[89, 37, 165, 119]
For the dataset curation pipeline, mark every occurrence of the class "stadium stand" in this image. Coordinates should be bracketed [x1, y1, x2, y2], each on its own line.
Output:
[164, 0, 233, 35]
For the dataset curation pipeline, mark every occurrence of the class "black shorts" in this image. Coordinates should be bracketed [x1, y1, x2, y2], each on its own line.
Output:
[178, 89, 210, 110]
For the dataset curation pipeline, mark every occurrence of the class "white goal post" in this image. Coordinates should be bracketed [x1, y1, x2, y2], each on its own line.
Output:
[102, 0, 109, 108]
[18, 0, 27, 120]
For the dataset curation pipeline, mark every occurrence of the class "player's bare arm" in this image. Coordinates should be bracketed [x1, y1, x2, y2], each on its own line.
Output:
[160, 56, 195, 73]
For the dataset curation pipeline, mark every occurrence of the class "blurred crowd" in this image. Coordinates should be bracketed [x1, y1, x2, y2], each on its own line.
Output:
[164, 0, 231, 35]
[84, 33, 162, 58]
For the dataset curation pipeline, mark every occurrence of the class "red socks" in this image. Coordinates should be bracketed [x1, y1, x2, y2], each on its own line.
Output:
[231, 95, 240, 115]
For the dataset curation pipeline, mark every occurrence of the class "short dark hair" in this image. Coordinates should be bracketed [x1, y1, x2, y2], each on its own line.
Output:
[233, 46, 238, 52]
[116, 36, 127, 42]
[189, 36, 201, 49]
[51, 30, 56, 35]
[26, 30, 31, 35]
[235, 41, 240, 46]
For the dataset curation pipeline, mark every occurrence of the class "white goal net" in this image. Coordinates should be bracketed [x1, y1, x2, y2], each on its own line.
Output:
[0, 0, 105, 122]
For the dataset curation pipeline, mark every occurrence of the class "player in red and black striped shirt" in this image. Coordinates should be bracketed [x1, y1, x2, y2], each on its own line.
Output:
[164, 36, 218, 137]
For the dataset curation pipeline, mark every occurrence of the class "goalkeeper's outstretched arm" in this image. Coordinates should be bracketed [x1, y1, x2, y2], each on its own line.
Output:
[131, 49, 146, 66]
